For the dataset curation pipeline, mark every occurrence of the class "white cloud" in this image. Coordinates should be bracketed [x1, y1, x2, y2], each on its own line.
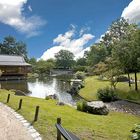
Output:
[40, 27, 94, 60]
[28, 5, 32, 12]
[0, 0, 46, 37]
[121, 0, 140, 24]
[79, 27, 91, 36]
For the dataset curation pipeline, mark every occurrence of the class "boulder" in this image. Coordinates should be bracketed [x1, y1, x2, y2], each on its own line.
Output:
[14, 90, 26, 96]
[46, 94, 58, 100]
[87, 101, 109, 115]
[56, 102, 65, 106]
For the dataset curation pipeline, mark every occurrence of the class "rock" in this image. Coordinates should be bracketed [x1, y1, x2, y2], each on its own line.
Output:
[87, 101, 109, 115]
[14, 90, 26, 96]
[46, 94, 58, 100]
[57, 102, 65, 106]
[67, 87, 79, 95]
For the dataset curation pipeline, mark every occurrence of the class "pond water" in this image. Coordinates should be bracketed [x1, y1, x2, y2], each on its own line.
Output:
[0, 76, 77, 105]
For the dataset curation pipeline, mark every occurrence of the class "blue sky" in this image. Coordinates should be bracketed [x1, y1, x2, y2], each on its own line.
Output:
[0, 0, 140, 59]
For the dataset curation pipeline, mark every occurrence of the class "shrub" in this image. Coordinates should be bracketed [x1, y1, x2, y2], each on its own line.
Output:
[77, 100, 87, 112]
[131, 124, 140, 140]
[97, 87, 118, 102]
[73, 66, 87, 72]
[75, 71, 86, 80]
[45, 96, 51, 100]
[117, 76, 129, 82]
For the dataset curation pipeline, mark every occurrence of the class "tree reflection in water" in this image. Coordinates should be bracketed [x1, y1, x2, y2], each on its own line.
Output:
[0, 76, 76, 105]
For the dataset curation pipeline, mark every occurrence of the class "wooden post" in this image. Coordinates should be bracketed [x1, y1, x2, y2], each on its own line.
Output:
[34, 106, 40, 122]
[18, 99, 23, 110]
[7, 94, 10, 103]
[57, 118, 61, 140]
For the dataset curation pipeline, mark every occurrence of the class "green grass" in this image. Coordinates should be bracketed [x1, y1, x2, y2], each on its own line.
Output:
[0, 89, 140, 140]
[79, 74, 140, 102]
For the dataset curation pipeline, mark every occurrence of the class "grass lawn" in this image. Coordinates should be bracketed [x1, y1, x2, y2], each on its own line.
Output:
[79, 74, 140, 102]
[0, 89, 140, 140]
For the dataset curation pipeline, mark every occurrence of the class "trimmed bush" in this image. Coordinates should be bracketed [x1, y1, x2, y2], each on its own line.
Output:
[77, 100, 87, 112]
[75, 71, 86, 80]
[97, 87, 118, 102]
[131, 124, 140, 140]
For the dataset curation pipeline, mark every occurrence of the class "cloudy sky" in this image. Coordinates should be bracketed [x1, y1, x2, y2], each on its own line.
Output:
[0, 0, 140, 60]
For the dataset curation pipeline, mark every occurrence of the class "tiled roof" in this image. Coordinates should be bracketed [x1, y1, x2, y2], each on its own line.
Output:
[0, 55, 31, 66]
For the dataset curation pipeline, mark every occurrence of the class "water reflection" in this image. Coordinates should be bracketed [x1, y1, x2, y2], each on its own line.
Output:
[0, 76, 76, 105]
[0, 80, 29, 93]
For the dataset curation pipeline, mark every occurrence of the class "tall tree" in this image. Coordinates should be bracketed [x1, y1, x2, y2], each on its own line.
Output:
[0, 36, 28, 60]
[36, 60, 55, 75]
[87, 44, 107, 66]
[55, 50, 75, 69]
[101, 18, 131, 55]
[76, 58, 87, 66]
[113, 28, 140, 91]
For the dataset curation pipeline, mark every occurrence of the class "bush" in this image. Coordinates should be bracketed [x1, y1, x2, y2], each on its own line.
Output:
[97, 87, 118, 102]
[131, 124, 140, 140]
[45, 96, 51, 100]
[73, 66, 87, 72]
[75, 71, 86, 80]
[117, 76, 129, 82]
[77, 100, 87, 112]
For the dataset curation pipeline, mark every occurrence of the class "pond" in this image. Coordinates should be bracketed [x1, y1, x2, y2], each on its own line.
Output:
[0, 76, 77, 105]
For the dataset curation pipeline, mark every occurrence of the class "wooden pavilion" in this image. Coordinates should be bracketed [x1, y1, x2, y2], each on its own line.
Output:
[0, 55, 31, 80]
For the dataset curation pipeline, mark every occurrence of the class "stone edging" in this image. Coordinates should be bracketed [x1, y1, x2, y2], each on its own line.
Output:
[0, 102, 42, 140]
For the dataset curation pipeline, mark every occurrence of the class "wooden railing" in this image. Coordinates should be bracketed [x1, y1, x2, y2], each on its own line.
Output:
[55, 118, 80, 140]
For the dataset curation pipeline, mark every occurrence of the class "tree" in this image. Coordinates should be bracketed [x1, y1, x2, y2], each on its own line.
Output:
[76, 58, 87, 66]
[55, 50, 75, 69]
[36, 60, 55, 75]
[87, 44, 107, 66]
[101, 18, 131, 55]
[0, 36, 28, 60]
[93, 61, 108, 75]
[28, 58, 37, 73]
[103, 57, 122, 89]
[112, 28, 140, 91]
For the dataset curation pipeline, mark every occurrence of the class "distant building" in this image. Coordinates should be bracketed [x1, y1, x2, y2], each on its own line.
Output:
[0, 55, 31, 80]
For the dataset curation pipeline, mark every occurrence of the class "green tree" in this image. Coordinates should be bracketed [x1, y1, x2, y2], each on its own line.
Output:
[76, 58, 87, 66]
[36, 60, 55, 75]
[28, 58, 37, 73]
[101, 18, 131, 55]
[87, 44, 107, 66]
[104, 57, 122, 89]
[0, 36, 28, 60]
[113, 28, 140, 91]
[55, 50, 75, 69]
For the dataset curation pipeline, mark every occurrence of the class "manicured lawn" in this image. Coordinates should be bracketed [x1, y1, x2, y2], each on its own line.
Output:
[79, 74, 140, 103]
[0, 89, 140, 140]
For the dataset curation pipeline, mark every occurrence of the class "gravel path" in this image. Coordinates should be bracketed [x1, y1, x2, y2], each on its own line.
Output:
[105, 100, 140, 116]
[0, 103, 34, 140]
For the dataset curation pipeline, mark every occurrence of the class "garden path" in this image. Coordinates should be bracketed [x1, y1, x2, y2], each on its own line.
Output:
[0, 103, 33, 140]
